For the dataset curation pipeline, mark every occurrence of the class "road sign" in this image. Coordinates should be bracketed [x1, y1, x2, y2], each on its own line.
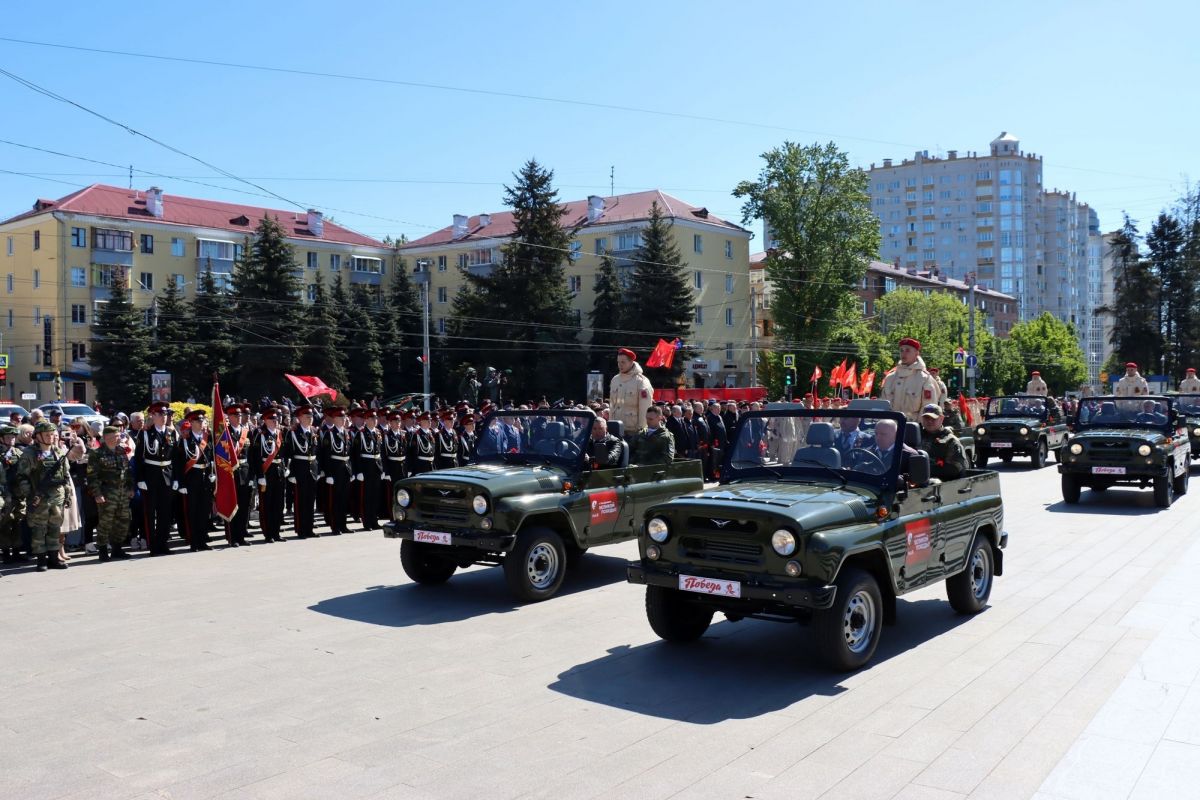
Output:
[20, 392, 36, 400]
[0, 354, 8, 368]
[952, 348, 966, 366]
[965, 368, 977, 378]
[782, 354, 795, 368]
[966, 354, 978, 368]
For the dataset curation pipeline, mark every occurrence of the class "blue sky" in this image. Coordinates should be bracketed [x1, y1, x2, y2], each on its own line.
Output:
[1, 0, 1196, 245]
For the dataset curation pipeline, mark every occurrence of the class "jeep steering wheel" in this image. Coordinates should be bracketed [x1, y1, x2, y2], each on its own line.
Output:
[556, 440, 582, 459]
[845, 448, 886, 475]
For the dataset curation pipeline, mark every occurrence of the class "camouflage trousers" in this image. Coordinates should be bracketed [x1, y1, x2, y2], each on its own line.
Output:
[0, 510, 20, 549]
[27, 498, 64, 555]
[96, 497, 131, 547]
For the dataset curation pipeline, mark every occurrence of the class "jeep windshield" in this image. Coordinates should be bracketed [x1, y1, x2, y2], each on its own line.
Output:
[986, 396, 1049, 419]
[726, 408, 908, 493]
[475, 410, 592, 468]
[1074, 396, 1174, 432]
[1174, 394, 1200, 416]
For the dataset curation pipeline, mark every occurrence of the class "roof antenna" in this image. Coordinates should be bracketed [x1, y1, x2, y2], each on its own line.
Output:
[610, 165, 614, 197]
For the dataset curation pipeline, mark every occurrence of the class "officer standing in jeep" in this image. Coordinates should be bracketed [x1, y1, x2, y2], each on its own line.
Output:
[1115, 362, 1150, 397]
[918, 404, 968, 480]
[16, 421, 72, 571]
[87, 425, 134, 562]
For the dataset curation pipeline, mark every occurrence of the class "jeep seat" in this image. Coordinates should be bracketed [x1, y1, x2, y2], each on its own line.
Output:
[791, 421, 841, 469]
[532, 421, 567, 455]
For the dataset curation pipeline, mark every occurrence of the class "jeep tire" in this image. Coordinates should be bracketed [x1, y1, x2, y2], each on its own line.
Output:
[645, 585, 713, 642]
[814, 567, 883, 671]
[503, 526, 567, 602]
[947, 534, 994, 614]
[400, 540, 457, 585]
[1173, 465, 1189, 496]
[975, 446, 990, 468]
[1032, 439, 1047, 469]
[1155, 474, 1175, 508]
[1062, 473, 1081, 504]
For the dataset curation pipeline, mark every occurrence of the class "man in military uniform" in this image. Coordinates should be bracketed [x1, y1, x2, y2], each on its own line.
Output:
[345, 407, 367, 524]
[282, 404, 319, 538]
[458, 413, 478, 465]
[134, 402, 176, 555]
[87, 425, 133, 562]
[928, 368, 949, 406]
[406, 411, 437, 475]
[1181, 368, 1200, 393]
[631, 406, 675, 465]
[380, 410, 406, 523]
[317, 406, 352, 535]
[225, 404, 253, 547]
[250, 408, 286, 542]
[173, 411, 214, 551]
[1115, 362, 1150, 397]
[0, 424, 26, 563]
[1026, 371, 1049, 396]
[880, 337, 939, 420]
[434, 409, 460, 470]
[459, 368, 481, 408]
[16, 421, 71, 571]
[586, 417, 624, 469]
[918, 404, 968, 480]
[351, 409, 383, 531]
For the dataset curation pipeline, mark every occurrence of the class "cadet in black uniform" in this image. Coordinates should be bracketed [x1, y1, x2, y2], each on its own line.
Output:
[458, 413, 478, 465]
[406, 411, 437, 475]
[225, 404, 253, 547]
[283, 404, 319, 538]
[251, 408, 286, 542]
[134, 401, 176, 555]
[435, 409, 460, 470]
[351, 409, 383, 531]
[381, 409, 407, 522]
[317, 406, 351, 535]
[172, 410, 214, 551]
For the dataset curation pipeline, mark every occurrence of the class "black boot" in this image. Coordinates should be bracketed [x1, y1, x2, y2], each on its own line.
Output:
[12, 550, 31, 563]
[98, 545, 110, 562]
[1, 548, 11, 564]
[36, 553, 48, 572]
[49, 554, 68, 569]
[111, 543, 131, 560]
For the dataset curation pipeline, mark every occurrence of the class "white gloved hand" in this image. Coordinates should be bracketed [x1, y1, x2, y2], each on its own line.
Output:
[179, 487, 188, 495]
[356, 473, 364, 482]
[287, 476, 297, 484]
[325, 477, 334, 485]
[171, 481, 178, 491]
[258, 478, 267, 487]
[137, 481, 148, 491]
[210, 473, 217, 483]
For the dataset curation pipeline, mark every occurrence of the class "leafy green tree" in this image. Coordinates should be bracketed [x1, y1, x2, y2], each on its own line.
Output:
[621, 202, 695, 383]
[1147, 211, 1191, 377]
[1005, 313, 1088, 393]
[381, 252, 424, 396]
[231, 216, 300, 398]
[90, 270, 152, 412]
[874, 289, 983, 372]
[295, 273, 348, 394]
[1101, 215, 1159, 372]
[587, 252, 624, 374]
[148, 278, 193, 400]
[347, 285, 385, 400]
[733, 141, 880, 387]
[185, 265, 235, 401]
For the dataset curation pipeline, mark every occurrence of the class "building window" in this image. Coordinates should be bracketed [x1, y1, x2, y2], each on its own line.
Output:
[725, 273, 733, 294]
[93, 228, 133, 251]
[694, 306, 703, 325]
[693, 235, 703, 254]
[171, 237, 185, 257]
[70, 267, 86, 287]
[198, 240, 237, 261]
[142, 308, 155, 327]
[5, 309, 10, 328]
[33, 307, 40, 326]
[71, 227, 86, 247]
[5, 236, 12, 256]
[351, 256, 382, 273]
[569, 241, 582, 262]
[71, 304, 86, 324]
[307, 251, 318, 269]
[694, 270, 703, 290]
[437, 286, 447, 303]
[724, 240, 733, 259]
[33, 230, 40, 250]
[139, 272, 154, 291]
[6, 274, 12, 293]
[568, 275, 582, 293]
[140, 234, 154, 254]
[437, 317, 446, 335]
[437, 255, 447, 271]
[617, 232, 641, 251]
[725, 342, 735, 362]
[306, 283, 317, 302]
[172, 273, 184, 290]
[71, 342, 87, 361]
[594, 237, 608, 254]
[330, 254, 341, 271]
[33, 269, 40, 289]
[725, 307, 734, 327]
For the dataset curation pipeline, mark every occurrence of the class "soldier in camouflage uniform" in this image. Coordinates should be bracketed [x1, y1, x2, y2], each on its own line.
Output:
[87, 425, 134, 562]
[15, 421, 72, 571]
[0, 424, 26, 564]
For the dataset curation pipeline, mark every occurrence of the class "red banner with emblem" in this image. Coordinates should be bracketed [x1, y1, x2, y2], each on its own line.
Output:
[211, 381, 238, 522]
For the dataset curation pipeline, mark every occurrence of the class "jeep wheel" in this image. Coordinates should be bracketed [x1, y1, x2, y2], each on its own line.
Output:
[400, 540, 457, 585]
[503, 527, 567, 602]
[975, 446, 990, 468]
[1173, 465, 1189, 496]
[814, 567, 882, 671]
[645, 585, 713, 642]
[946, 534, 994, 614]
[1031, 440, 1048, 469]
[1154, 474, 1175, 508]
[1050, 445, 1061, 463]
[1062, 473, 1081, 504]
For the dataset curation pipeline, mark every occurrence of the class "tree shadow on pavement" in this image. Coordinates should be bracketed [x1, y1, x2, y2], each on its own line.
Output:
[548, 597, 978, 723]
[307, 553, 631, 627]
[1044, 489, 1166, 516]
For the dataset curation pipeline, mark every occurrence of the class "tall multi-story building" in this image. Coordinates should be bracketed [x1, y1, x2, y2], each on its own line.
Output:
[0, 184, 392, 404]
[399, 191, 754, 388]
[1090, 231, 1124, 385]
[867, 133, 1102, 353]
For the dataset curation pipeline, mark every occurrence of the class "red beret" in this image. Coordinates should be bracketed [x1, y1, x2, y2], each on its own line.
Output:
[928, 367, 939, 374]
[898, 338, 921, 350]
[1189, 368, 1197, 374]
[1125, 362, 1138, 369]
[617, 348, 637, 360]
[1031, 371, 1040, 376]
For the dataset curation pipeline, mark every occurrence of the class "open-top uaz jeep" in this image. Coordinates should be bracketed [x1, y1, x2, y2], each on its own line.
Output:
[626, 404, 1006, 670]
[383, 409, 703, 601]
[1058, 395, 1190, 507]
[1169, 394, 1200, 460]
[973, 395, 1068, 468]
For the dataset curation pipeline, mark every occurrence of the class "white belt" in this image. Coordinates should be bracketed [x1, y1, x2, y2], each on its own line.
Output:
[418, 456, 434, 461]
[291, 455, 313, 460]
[144, 459, 171, 467]
[330, 455, 349, 461]
[386, 456, 405, 462]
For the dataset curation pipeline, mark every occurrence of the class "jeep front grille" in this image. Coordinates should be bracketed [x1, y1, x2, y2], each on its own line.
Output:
[686, 516, 757, 535]
[678, 536, 763, 566]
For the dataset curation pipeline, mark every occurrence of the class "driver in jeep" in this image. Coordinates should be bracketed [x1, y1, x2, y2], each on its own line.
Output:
[586, 418, 623, 470]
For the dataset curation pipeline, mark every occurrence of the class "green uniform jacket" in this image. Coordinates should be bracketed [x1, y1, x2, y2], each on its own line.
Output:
[15, 445, 72, 508]
[631, 426, 675, 466]
[87, 444, 133, 501]
[920, 427, 967, 480]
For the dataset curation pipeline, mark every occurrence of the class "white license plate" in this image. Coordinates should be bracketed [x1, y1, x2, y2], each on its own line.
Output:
[1092, 466, 1126, 475]
[413, 529, 452, 545]
[991, 441, 1013, 448]
[678, 574, 741, 598]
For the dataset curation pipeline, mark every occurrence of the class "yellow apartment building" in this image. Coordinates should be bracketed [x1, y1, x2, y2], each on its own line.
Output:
[399, 191, 755, 388]
[0, 184, 391, 406]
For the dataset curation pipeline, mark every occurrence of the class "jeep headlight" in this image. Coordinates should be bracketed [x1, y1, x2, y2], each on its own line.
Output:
[472, 494, 488, 515]
[396, 488, 411, 508]
[1137, 444, 1152, 456]
[976, 427, 986, 437]
[771, 529, 797, 557]
[647, 517, 670, 543]
[1070, 443, 1083, 455]
[1019, 427, 1030, 436]
[1192, 427, 1200, 437]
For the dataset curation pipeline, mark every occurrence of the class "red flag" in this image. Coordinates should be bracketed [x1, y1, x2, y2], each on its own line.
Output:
[645, 338, 676, 369]
[211, 381, 239, 522]
[830, 359, 847, 388]
[958, 392, 974, 426]
[843, 363, 857, 392]
[285, 373, 338, 401]
[859, 369, 876, 397]
[809, 365, 822, 384]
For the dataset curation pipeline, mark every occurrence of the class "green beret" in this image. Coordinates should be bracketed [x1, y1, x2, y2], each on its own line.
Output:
[34, 421, 56, 434]
[102, 425, 119, 436]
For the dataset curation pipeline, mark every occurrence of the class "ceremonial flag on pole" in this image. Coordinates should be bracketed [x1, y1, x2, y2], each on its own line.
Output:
[284, 373, 338, 402]
[211, 380, 239, 522]
[958, 392, 974, 426]
[859, 369, 876, 397]
[646, 338, 679, 369]
[843, 362, 858, 393]
[809, 365, 822, 385]
[830, 359, 847, 390]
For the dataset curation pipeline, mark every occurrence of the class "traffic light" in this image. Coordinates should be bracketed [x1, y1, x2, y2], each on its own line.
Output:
[947, 368, 962, 392]
[784, 369, 794, 387]
[0, 367, 7, 385]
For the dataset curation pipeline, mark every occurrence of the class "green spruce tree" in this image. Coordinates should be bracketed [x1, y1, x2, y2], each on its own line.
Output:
[588, 252, 624, 373]
[1147, 211, 1188, 376]
[295, 272, 348, 394]
[91, 269, 152, 412]
[232, 216, 300, 398]
[382, 254, 424, 396]
[148, 278, 193, 400]
[185, 264, 236, 402]
[346, 285, 385, 401]
[1101, 215, 1160, 372]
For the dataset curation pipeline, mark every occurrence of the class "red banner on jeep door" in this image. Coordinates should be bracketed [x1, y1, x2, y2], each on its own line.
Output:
[905, 518, 933, 566]
[589, 490, 619, 524]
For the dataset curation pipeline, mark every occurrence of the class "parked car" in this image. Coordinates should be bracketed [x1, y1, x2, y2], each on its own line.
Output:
[37, 403, 108, 429]
[0, 404, 30, 422]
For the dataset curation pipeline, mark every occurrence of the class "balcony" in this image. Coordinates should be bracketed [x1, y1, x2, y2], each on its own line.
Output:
[349, 269, 382, 286]
[195, 257, 235, 277]
[464, 262, 495, 279]
[91, 248, 133, 267]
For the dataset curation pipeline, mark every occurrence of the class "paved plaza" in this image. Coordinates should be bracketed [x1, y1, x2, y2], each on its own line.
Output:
[2, 464, 1200, 800]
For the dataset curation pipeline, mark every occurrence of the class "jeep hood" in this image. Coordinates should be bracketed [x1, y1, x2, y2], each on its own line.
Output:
[405, 463, 564, 495]
[672, 482, 874, 531]
[1074, 428, 1166, 442]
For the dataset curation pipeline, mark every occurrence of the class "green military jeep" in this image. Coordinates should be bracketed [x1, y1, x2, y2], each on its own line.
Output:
[626, 405, 1006, 670]
[1169, 394, 1200, 460]
[1059, 395, 1190, 507]
[383, 409, 703, 601]
[973, 395, 1069, 468]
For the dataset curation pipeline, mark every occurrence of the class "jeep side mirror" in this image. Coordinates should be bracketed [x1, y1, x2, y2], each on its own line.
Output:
[908, 452, 931, 487]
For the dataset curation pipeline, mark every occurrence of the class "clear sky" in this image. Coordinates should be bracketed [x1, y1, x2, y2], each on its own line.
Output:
[1, 0, 1196, 245]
